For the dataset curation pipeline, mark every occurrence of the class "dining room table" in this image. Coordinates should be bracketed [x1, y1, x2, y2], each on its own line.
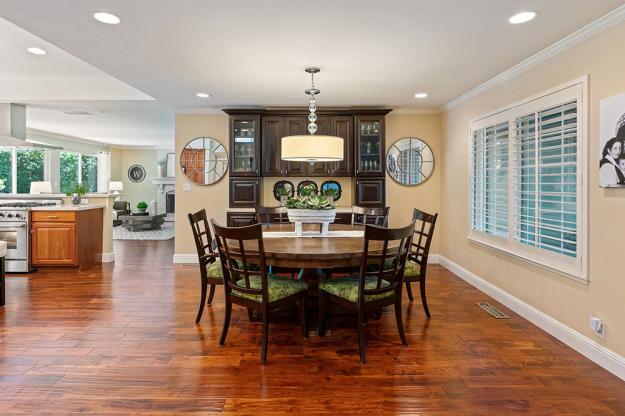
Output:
[239, 223, 398, 285]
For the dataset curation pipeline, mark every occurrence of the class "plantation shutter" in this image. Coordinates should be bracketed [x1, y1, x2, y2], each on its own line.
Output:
[513, 101, 578, 258]
[470, 121, 509, 238]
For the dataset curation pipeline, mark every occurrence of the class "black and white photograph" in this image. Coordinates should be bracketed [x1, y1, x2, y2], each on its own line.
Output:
[600, 92, 625, 187]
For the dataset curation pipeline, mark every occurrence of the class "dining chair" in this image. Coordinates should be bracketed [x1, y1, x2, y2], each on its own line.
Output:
[404, 208, 438, 319]
[255, 206, 290, 225]
[188, 209, 224, 323]
[318, 221, 416, 364]
[211, 220, 309, 364]
[351, 205, 390, 227]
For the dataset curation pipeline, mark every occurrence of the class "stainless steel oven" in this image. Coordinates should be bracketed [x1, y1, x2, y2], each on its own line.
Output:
[0, 211, 29, 273]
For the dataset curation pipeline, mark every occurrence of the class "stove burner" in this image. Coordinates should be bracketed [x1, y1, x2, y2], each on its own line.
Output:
[0, 202, 57, 208]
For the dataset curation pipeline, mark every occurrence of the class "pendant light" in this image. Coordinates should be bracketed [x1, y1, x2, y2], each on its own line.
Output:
[281, 67, 344, 162]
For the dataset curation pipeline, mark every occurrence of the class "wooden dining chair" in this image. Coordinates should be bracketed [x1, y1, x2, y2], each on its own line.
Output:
[351, 205, 390, 227]
[211, 220, 309, 364]
[188, 209, 224, 323]
[318, 221, 416, 364]
[404, 208, 438, 319]
[255, 206, 290, 225]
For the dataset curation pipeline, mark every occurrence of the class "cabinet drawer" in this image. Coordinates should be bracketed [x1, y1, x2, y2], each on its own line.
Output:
[32, 211, 76, 222]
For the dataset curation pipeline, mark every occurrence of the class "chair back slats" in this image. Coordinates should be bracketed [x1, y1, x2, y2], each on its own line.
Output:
[351, 205, 390, 227]
[187, 209, 216, 268]
[410, 209, 438, 267]
[255, 206, 289, 225]
[358, 221, 416, 302]
[211, 220, 269, 303]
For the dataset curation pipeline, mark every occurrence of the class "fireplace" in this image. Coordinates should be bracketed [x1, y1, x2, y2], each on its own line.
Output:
[166, 190, 175, 214]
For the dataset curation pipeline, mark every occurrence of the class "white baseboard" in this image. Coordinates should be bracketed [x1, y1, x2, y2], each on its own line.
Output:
[173, 254, 198, 264]
[438, 255, 625, 382]
[173, 253, 441, 265]
[101, 252, 115, 263]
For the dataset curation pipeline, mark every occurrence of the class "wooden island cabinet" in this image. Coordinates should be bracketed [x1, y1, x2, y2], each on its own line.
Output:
[31, 207, 104, 271]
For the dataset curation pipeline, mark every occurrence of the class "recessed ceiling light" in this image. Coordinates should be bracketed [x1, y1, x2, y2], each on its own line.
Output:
[93, 12, 121, 24]
[508, 11, 537, 24]
[196, 93, 210, 98]
[414, 92, 428, 99]
[27, 47, 47, 55]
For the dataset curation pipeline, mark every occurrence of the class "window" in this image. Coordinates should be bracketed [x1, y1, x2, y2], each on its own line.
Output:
[16, 148, 45, 193]
[81, 154, 98, 192]
[0, 147, 12, 193]
[59, 152, 99, 193]
[469, 78, 586, 280]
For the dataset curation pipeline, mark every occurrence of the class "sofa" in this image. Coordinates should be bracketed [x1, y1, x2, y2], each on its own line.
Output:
[112, 200, 131, 226]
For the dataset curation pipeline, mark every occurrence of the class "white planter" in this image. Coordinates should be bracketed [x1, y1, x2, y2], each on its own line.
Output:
[287, 208, 336, 236]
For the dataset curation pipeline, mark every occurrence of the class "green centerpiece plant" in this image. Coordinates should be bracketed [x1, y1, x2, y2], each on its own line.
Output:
[137, 201, 148, 213]
[286, 194, 336, 210]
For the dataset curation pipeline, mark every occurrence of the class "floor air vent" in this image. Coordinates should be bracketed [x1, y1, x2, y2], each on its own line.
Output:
[476, 302, 510, 319]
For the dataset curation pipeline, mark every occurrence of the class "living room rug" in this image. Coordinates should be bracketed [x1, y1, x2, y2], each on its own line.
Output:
[113, 222, 175, 241]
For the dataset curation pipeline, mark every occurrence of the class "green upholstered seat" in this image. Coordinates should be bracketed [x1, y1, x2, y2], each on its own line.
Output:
[207, 260, 225, 279]
[318, 276, 393, 303]
[367, 260, 421, 281]
[232, 275, 308, 303]
[403, 260, 421, 280]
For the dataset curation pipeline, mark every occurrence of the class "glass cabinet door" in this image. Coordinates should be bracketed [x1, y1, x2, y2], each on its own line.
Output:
[357, 118, 384, 176]
[231, 117, 259, 176]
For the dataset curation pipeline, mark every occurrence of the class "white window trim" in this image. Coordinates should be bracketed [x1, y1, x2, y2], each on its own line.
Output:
[1, 147, 49, 194]
[60, 151, 100, 192]
[467, 76, 588, 283]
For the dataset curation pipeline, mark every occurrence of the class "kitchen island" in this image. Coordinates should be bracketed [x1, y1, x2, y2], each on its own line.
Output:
[30, 205, 104, 271]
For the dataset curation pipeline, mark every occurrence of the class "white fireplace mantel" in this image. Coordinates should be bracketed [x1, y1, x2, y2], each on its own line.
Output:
[151, 177, 175, 194]
[151, 177, 175, 217]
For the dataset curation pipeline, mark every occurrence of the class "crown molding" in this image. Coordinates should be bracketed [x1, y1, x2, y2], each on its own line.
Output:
[442, 4, 625, 112]
[389, 107, 441, 115]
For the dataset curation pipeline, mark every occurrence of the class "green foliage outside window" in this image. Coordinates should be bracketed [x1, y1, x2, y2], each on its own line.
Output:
[60, 152, 79, 194]
[16, 148, 44, 193]
[81, 155, 98, 192]
[0, 148, 12, 193]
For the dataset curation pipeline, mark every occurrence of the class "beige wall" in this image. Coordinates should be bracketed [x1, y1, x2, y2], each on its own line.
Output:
[110, 148, 159, 208]
[441, 21, 625, 356]
[385, 113, 441, 253]
[175, 113, 230, 255]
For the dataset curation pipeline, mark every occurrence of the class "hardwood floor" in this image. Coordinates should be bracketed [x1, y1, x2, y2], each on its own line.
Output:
[1, 240, 624, 415]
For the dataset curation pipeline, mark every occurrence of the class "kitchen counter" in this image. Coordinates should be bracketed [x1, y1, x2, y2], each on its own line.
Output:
[30, 204, 106, 211]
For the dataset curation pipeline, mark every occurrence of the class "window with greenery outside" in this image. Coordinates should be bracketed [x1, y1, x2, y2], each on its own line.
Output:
[60, 152, 79, 194]
[81, 155, 98, 192]
[0, 148, 12, 193]
[16, 148, 44, 193]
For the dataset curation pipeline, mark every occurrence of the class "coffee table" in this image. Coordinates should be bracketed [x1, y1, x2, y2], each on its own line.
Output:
[119, 213, 166, 231]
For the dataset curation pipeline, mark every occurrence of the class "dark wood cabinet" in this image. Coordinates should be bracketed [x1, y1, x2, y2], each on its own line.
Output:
[354, 178, 386, 207]
[229, 178, 261, 208]
[283, 117, 308, 176]
[229, 114, 261, 177]
[226, 107, 390, 208]
[333, 212, 353, 225]
[227, 212, 257, 227]
[262, 116, 284, 177]
[355, 115, 386, 177]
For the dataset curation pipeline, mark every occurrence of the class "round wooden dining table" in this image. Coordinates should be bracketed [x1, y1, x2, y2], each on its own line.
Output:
[259, 223, 367, 270]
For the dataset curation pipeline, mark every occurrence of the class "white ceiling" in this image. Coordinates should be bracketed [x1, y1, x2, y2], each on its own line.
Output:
[0, 0, 623, 144]
[0, 16, 173, 147]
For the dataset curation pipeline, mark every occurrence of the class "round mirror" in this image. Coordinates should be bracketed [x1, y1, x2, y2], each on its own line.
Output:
[180, 137, 228, 185]
[320, 180, 342, 201]
[273, 180, 295, 201]
[386, 137, 434, 186]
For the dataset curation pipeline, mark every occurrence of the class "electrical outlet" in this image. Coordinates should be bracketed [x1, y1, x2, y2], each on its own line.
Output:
[589, 314, 606, 338]
[183, 182, 191, 192]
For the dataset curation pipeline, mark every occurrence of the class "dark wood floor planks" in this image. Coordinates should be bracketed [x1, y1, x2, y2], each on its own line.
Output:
[0, 239, 623, 415]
